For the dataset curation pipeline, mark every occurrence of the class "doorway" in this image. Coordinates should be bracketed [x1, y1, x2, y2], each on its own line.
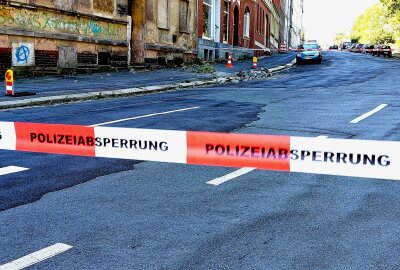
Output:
[233, 6, 239, 46]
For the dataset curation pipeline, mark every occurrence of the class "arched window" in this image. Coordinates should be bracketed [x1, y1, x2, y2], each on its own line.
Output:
[243, 7, 250, 38]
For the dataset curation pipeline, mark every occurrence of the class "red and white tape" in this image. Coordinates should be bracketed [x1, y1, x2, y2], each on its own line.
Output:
[1, 122, 399, 181]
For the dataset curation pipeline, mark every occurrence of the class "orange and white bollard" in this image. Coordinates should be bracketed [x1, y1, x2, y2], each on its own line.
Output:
[226, 53, 233, 68]
[252, 56, 257, 69]
[5, 69, 13, 96]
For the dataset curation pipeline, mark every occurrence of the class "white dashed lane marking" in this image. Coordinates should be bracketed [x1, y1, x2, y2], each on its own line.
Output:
[90, 106, 200, 127]
[0, 243, 73, 270]
[206, 167, 256, 186]
[0, 166, 29, 176]
[350, 104, 388, 124]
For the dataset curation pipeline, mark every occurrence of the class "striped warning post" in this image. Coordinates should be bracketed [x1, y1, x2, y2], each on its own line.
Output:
[0, 121, 399, 181]
[5, 69, 13, 96]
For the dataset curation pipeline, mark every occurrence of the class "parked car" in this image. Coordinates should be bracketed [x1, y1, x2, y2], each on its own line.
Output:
[379, 45, 393, 57]
[347, 44, 356, 52]
[329, 45, 339, 50]
[362, 44, 374, 54]
[354, 44, 364, 53]
[341, 42, 352, 50]
[296, 43, 322, 64]
[296, 44, 304, 52]
[372, 45, 392, 57]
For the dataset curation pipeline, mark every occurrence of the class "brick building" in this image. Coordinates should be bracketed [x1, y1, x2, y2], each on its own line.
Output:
[197, 0, 282, 61]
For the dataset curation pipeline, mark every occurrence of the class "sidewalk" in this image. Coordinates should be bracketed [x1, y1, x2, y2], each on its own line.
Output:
[0, 52, 296, 109]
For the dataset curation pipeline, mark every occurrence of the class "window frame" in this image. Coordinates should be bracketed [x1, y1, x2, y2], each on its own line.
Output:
[157, 0, 170, 30]
[202, 0, 214, 39]
[223, 0, 229, 43]
[243, 7, 250, 38]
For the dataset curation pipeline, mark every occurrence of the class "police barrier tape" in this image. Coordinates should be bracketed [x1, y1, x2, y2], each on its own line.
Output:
[1, 121, 399, 181]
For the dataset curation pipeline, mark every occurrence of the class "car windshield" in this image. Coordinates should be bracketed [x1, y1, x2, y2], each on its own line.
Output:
[303, 44, 318, 50]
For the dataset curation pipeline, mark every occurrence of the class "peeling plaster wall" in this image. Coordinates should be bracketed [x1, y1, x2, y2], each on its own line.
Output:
[0, 0, 129, 74]
[140, 0, 197, 64]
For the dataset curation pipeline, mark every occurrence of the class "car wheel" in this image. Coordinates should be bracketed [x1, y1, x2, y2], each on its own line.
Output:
[296, 58, 302, 65]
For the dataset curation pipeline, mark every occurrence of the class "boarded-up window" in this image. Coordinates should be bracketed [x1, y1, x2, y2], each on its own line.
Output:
[54, 0, 76, 12]
[179, 0, 189, 32]
[158, 0, 170, 29]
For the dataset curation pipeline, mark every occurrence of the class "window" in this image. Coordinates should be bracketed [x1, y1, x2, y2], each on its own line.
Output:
[203, 0, 213, 38]
[261, 8, 263, 33]
[158, 0, 169, 29]
[256, 4, 259, 33]
[179, 0, 190, 32]
[223, 0, 229, 42]
[243, 7, 250, 38]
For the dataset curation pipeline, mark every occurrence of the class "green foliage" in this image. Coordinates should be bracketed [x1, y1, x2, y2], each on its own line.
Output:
[191, 62, 216, 73]
[351, 3, 397, 46]
[333, 33, 349, 45]
[381, 0, 400, 14]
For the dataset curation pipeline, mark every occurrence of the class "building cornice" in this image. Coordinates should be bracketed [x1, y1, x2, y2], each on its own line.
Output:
[261, 0, 280, 22]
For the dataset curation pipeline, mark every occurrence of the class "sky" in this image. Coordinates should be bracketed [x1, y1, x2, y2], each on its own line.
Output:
[302, 0, 379, 45]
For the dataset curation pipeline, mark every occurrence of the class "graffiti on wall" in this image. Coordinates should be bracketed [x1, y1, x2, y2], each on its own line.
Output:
[0, 6, 127, 41]
[12, 43, 35, 66]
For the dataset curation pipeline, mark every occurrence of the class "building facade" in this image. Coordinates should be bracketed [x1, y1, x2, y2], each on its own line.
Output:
[281, 0, 291, 47]
[197, 0, 283, 61]
[288, 0, 303, 48]
[0, 0, 129, 76]
[0, 0, 298, 74]
[130, 0, 197, 65]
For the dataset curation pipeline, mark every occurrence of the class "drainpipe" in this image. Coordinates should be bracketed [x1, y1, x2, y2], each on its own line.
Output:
[127, 15, 132, 67]
[196, 0, 199, 60]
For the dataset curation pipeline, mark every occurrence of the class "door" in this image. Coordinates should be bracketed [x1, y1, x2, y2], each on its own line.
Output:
[233, 6, 239, 46]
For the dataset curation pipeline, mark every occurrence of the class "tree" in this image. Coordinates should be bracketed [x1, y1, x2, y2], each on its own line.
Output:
[381, 0, 400, 14]
[351, 3, 396, 44]
[333, 33, 348, 45]
[380, 0, 400, 46]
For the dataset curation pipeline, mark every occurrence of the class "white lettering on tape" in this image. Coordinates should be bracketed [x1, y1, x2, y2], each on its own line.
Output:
[94, 127, 187, 163]
[0, 122, 17, 150]
[290, 137, 400, 180]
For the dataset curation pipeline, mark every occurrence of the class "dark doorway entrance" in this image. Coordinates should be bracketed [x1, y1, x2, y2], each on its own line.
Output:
[233, 6, 239, 46]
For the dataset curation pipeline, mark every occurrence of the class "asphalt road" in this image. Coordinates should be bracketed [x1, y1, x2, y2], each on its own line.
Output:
[1, 51, 400, 269]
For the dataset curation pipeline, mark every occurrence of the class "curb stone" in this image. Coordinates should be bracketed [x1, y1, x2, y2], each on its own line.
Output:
[0, 58, 296, 110]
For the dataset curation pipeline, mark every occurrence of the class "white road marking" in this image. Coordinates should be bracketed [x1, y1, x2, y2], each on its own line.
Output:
[90, 106, 200, 127]
[0, 166, 29, 176]
[0, 243, 73, 270]
[350, 104, 388, 124]
[206, 167, 256, 186]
